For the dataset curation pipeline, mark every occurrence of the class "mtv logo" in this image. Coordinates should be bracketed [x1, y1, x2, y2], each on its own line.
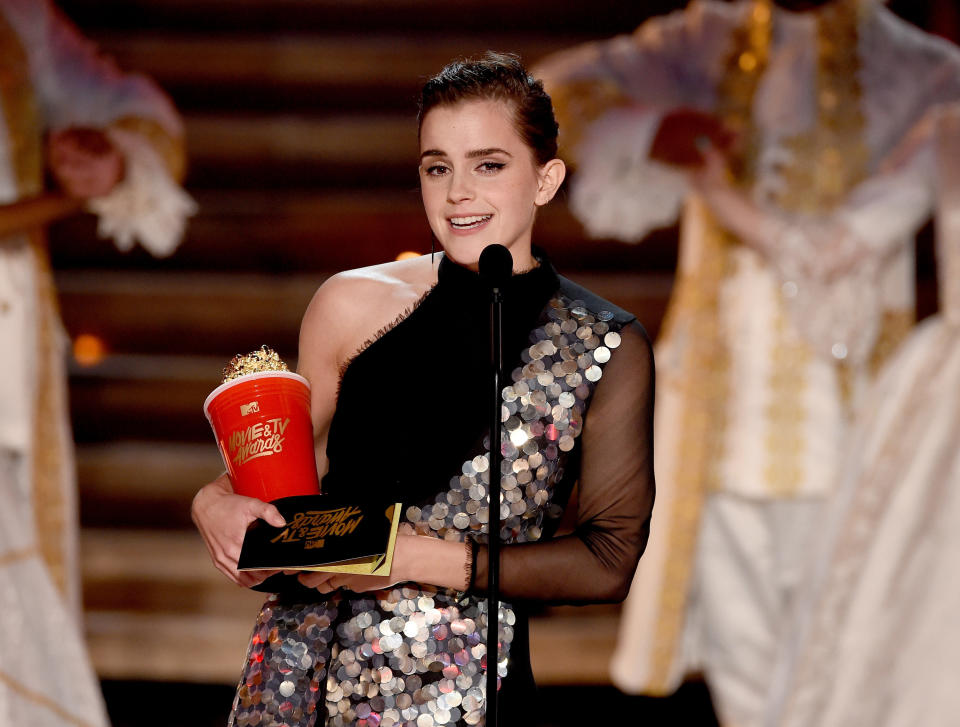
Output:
[240, 401, 260, 416]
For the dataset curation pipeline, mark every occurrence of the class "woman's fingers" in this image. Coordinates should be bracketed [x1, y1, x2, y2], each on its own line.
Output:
[297, 572, 394, 594]
[298, 571, 337, 590]
[216, 559, 243, 585]
[192, 477, 279, 587]
[236, 572, 262, 588]
[340, 575, 394, 594]
[192, 478, 291, 588]
[255, 502, 286, 528]
[696, 147, 729, 184]
[240, 569, 280, 587]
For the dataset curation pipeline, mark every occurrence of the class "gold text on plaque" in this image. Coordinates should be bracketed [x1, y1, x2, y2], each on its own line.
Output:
[229, 417, 290, 466]
[270, 506, 365, 546]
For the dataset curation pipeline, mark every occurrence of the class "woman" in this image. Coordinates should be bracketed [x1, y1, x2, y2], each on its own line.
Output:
[192, 52, 655, 727]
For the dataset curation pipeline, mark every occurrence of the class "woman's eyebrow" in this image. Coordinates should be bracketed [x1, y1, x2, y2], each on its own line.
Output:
[419, 147, 514, 161]
[466, 147, 512, 159]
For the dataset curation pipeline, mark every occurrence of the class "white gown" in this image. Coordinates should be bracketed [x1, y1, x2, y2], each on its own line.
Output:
[766, 103, 960, 727]
[0, 1, 193, 724]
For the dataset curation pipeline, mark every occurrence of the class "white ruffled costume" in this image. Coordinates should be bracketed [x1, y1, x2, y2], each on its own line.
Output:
[0, 1, 194, 724]
[764, 103, 960, 727]
[533, 2, 960, 725]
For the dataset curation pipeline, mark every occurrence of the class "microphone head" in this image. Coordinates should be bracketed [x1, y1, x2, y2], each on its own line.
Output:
[478, 244, 514, 289]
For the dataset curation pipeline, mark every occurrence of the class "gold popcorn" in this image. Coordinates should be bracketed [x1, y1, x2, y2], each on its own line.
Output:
[221, 345, 289, 383]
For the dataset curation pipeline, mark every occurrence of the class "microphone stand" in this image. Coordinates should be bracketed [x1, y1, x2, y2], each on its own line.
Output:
[478, 242, 512, 727]
[486, 278, 503, 727]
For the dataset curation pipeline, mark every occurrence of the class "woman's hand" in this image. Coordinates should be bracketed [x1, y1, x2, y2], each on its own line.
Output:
[191, 473, 286, 588]
[297, 529, 416, 594]
[690, 146, 753, 233]
[691, 147, 778, 260]
[650, 108, 737, 168]
[297, 530, 470, 594]
[47, 127, 124, 199]
[691, 145, 732, 190]
[297, 570, 401, 595]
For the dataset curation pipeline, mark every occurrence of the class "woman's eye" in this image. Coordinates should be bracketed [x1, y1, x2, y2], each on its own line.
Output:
[478, 162, 505, 173]
[424, 164, 449, 176]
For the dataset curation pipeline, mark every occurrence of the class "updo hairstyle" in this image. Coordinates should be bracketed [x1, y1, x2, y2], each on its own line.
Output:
[418, 51, 559, 167]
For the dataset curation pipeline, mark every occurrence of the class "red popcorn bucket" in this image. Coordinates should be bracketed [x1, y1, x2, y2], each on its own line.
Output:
[203, 371, 321, 502]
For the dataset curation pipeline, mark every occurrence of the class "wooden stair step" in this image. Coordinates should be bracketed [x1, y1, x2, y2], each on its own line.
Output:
[82, 528, 235, 592]
[56, 270, 322, 357]
[86, 610, 254, 684]
[94, 33, 580, 91]
[77, 442, 224, 529]
[180, 113, 417, 187]
[185, 113, 413, 167]
[91, 33, 589, 114]
[67, 354, 228, 443]
[81, 529, 263, 682]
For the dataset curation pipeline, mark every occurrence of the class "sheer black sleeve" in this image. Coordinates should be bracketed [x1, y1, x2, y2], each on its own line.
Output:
[472, 320, 655, 604]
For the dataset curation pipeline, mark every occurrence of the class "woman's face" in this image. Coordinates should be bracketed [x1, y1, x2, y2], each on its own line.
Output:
[419, 98, 564, 271]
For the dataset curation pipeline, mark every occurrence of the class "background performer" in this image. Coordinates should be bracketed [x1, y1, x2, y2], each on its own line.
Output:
[533, 1, 960, 725]
[0, 1, 192, 723]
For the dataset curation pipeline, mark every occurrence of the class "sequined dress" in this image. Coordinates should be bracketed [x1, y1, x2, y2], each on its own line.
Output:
[229, 252, 656, 727]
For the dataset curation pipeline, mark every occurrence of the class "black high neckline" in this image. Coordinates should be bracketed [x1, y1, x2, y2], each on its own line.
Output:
[435, 247, 560, 307]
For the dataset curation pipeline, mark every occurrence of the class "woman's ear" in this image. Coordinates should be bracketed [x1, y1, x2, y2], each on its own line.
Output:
[535, 158, 567, 206]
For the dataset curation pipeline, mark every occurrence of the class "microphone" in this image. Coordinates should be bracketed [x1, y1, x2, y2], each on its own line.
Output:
[478, 244, 513, 289]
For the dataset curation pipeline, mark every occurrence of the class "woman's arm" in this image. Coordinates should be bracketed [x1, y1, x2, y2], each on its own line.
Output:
[302, 321, 656, 604]
[297, 275, 356, 478]
[471, 320, 655, 603]
[192, 263, 435, 586]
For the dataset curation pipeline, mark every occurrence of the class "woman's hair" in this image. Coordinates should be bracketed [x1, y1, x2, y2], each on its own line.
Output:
[418, 51, 559, 166]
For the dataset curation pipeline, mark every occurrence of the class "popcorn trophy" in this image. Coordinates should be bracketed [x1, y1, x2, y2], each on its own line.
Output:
[203, 346, 320, 502]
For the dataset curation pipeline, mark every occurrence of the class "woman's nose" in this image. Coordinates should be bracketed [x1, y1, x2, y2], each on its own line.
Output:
[447, 169, 475, 203]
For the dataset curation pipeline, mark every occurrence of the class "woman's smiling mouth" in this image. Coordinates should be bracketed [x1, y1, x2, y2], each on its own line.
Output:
[449, 214, 493, 230]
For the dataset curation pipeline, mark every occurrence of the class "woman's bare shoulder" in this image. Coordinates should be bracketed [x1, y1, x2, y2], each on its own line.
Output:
[300, 254, 437, 367]
[306, 255, 435, 318]
[335, 255, 436, 292]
